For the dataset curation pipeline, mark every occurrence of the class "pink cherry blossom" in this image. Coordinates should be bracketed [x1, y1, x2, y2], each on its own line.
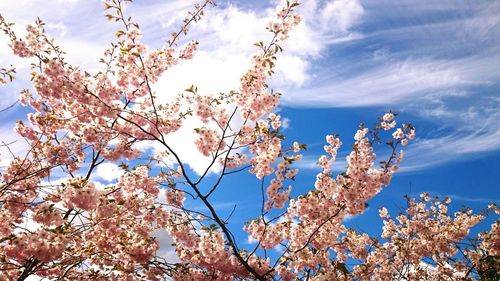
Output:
[0, 1, 496, 280]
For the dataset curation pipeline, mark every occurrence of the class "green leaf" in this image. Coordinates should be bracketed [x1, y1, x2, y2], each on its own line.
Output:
[118, 162, 129, 171]
[185, 85, 197, 93]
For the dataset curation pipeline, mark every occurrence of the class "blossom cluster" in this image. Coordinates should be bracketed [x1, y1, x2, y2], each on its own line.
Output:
[0, 0, 497, 280]
[235, 2, 301, 121]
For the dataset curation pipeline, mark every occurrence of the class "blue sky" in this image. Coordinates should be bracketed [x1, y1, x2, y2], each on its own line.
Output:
[1, 0, 499, 261]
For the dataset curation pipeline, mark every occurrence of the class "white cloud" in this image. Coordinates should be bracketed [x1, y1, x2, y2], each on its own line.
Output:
[3, 0, 497, 177]
[274, 55, 310, 87]
[425, 192, 496, 204]
[153, 229, 179, 263]
[292, 155, 347, 172]
[0, 125, 27, 169]
[320, 0, 364, 33]
[281, 117, 290, 130]
[94, 162, 124, 182]
[282, 52, 500, 107]
[276, 1, 500, 171]
[401, 128, 500, 173]
[283, 0, 364, 56]
[144, 0, 364, 175]
[246, 234, 258, 245]
[397, 96, 500, 172]
[1, 0, 366, 176]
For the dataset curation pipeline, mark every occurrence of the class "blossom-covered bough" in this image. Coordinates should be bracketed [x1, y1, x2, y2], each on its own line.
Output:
[0, 0, 498, 280]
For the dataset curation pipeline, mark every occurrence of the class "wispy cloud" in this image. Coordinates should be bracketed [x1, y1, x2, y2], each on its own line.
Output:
[402, 126, 500, 172]
[278, 1, 500, 171]
[425, 191, 499, 204]
[292, 155, 347, 173]
[282, 48, 500, 107]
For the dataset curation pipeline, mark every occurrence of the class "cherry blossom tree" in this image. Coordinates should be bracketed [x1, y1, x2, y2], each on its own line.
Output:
[0, 0, 498, 280]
